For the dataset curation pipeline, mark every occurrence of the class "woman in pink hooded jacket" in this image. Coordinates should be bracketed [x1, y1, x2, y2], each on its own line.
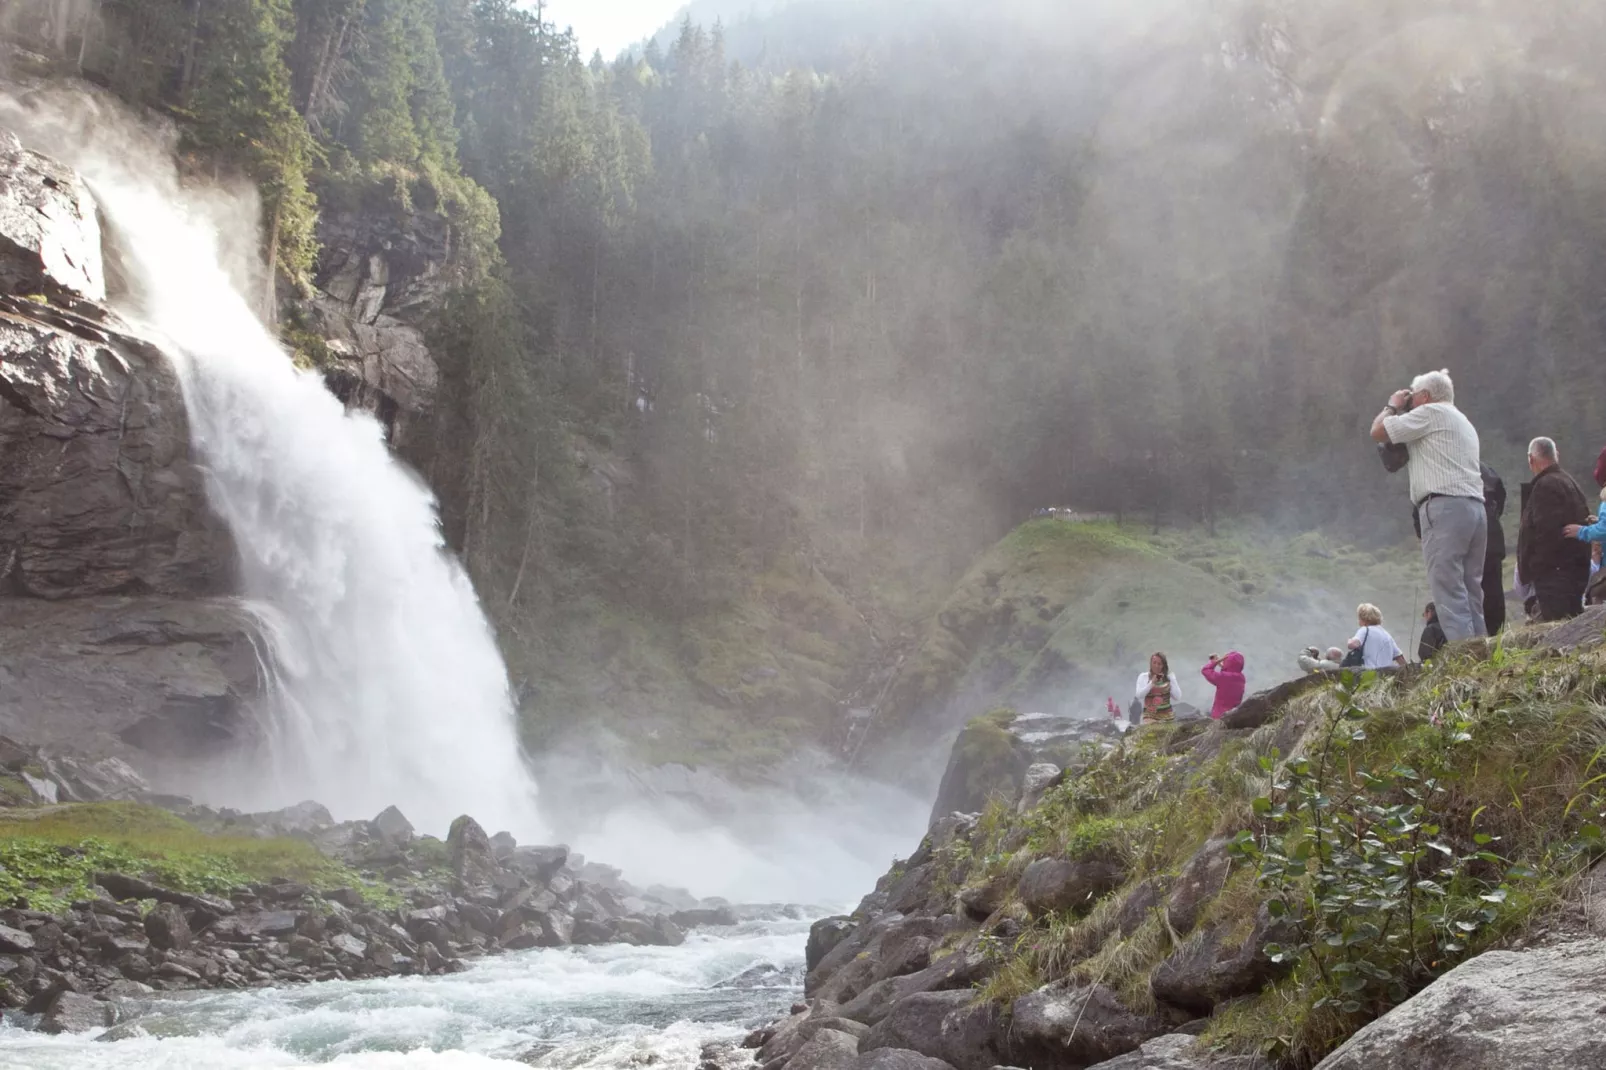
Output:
[1201, 652, 1246, 720]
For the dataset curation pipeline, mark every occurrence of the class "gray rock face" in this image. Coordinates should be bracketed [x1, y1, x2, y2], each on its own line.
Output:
[863, 990, 1011, 1070]
[849, 1051, 956, 1070]
[0, 295, 230, 599]
[808, 917, 855, 971]
[1313, 941, 1606, 1070]
[39, 990, 112, 1034]
[372, 805, 414, 843]
[307, 206, 449, 451]
[0, 129, 103, 301]
[1019, 858, 1124, 917]
[0, 598, 262, 760]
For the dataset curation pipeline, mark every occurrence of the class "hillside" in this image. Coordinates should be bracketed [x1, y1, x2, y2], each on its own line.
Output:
[760, 607, 1606, 1069]
[864, 518, 1425, 778]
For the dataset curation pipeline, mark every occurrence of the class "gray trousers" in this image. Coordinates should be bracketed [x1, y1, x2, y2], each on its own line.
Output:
[1420, 495, 1488, 642]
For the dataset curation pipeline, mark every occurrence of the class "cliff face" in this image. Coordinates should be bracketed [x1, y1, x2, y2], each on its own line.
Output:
[0, 129, 260, 773]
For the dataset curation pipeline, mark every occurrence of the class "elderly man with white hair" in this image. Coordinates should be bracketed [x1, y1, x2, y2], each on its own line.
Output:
[1370, 370, 1487, 641]
[1518, 436, 1592, 622]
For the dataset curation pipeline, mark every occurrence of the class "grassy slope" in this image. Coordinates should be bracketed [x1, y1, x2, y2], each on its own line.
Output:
[874, 519, 1424, 748]
[0, 803, 401, 911]
[938, 628, 1606, 1067]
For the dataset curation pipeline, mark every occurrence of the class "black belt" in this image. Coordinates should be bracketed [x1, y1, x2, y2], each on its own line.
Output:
[1416, 493, 1480, 508]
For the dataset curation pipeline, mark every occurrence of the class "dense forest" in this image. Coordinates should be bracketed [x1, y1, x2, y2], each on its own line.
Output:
[3, 0, 1604, 757]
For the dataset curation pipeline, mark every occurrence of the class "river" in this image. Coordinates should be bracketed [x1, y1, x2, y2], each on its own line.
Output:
[0, 919, 808, 1070]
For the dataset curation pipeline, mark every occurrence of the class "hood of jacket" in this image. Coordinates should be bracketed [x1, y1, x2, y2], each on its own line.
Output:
[1222, 651, 1245, 673]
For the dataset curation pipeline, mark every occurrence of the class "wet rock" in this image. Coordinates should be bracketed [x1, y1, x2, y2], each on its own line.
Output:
[489, 831, 517, 858]
[1019, 858, 1124, 917]
[956, 876, 1008, 921]
[1313, 941, 1606, 1070]
[673, 906, 741, 929]
[1166, 839, 1233, 935]
[447, 815, 500, 892]
[94, 873, 234, 918]
[143, 903, 191, 951]
[100, 979, 155, 1000]
[38, 989, 112, 1034]
[0, 129, 104, 302]
[808, 917, 855, 972]
[1220, 675, 1328, 731]
[1019, 763, 1063, 811]
[1012, 982, 1172, 1067]
[257, 801, 334, 835]
[788, 1028, 862, 1070]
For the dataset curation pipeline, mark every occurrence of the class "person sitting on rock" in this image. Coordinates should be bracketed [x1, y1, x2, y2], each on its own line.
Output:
[1419, 602, 1448, 662]
[1200, 652, 1246, 720]
[1348, 603, 1407, 669]
[1298, 646, 1345, 673]
[1135, 652, 1180, 725]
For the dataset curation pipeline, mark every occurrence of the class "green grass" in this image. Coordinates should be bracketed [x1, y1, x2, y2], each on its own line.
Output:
[0, 803, 395, 912]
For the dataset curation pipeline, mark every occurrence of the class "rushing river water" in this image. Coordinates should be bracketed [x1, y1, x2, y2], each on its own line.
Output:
[0, 920, 807, 1070]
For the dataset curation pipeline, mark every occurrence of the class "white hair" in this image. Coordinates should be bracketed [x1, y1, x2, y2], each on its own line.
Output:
[1529, 437, 1558, 463]
[1410, 369, 1455, 405]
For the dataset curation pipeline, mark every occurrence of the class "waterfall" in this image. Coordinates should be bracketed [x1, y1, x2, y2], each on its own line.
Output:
[0, 91, 540, 836]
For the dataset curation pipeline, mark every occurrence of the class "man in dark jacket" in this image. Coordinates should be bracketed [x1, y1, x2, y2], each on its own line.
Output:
[1518, 437, 1592, 622]
[1419, 603, 1448, 661]
[1481, 463, 1507, 635]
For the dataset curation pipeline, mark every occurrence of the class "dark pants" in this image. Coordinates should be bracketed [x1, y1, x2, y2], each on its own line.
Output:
[1483, 555, 1506, 636]
[1533, 564, 1590, 623]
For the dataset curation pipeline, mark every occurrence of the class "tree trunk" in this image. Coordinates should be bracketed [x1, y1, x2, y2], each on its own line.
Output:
[263, 197, 284, 326]
[178, 0, 202, 104]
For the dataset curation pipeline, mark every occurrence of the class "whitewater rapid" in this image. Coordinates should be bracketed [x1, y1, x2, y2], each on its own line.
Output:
[0, 920, 807, 1070]
[0, 90, 539, 836]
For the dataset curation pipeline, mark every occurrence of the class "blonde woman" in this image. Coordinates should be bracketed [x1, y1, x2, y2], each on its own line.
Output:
[1135, 652, 1180, 724]
[1347, 604, 1406, 669]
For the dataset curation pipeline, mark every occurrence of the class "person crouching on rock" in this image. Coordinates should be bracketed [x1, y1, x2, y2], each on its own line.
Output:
[1419, 602, 1448, 662]
[1201, 652, 1246, 720]
[1299, 646, 1345, 673]
[1136, 652, 1179, 725]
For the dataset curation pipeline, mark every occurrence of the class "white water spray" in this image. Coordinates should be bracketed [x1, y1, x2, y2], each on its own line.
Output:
[0, 91, 539, 836]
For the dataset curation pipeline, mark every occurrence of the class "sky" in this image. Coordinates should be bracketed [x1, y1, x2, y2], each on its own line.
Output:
[543, 0, 687, 59]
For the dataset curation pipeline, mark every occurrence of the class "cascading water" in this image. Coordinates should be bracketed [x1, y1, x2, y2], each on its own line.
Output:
[0, 90, 539, 836]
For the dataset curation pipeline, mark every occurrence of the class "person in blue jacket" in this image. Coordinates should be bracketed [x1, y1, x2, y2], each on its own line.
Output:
[1562, 489, 1606, 545]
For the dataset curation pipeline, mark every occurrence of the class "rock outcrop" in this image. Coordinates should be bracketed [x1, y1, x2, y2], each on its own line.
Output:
[0, 127, 257, 767]
[304, 204, 449, 452]
[1313, 941, 1606, 1070]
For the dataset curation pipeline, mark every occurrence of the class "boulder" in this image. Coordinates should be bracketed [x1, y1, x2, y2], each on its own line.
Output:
[1012, 982, 1172, 1067]
[0, 129, 104, 301]
[1019, 858, 1124, 917]
[1019, 762, 1063, 811]
[504, 844, 569, 882]
[1165, 839, 1233, 935]
[673, 906, 741, 929]
[1116, 878, 1166, 938]
[372, 805, 414, 843]
[1220, 675, 1329, 731]
[206, 910, 302, 942]
[1313, 941, 1606, 1070]
[256, 801, 334, 835]
[38, 989, 112, 1034]
[1149, 906, 1292, 1014]
[447, 815, 500, 892]
[788, 1029, 862, 1070]
[862, 990, 1012, 1070]
[0, 924, 33, 953]
[94, 873, 234, 918]
[1085, 1034, 1273, 1069]
[927, 714, 1035, 828]
[143, 902, 191, 951]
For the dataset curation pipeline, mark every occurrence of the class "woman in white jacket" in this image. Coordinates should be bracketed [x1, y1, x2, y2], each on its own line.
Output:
[1134, 652, 1180, 725]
